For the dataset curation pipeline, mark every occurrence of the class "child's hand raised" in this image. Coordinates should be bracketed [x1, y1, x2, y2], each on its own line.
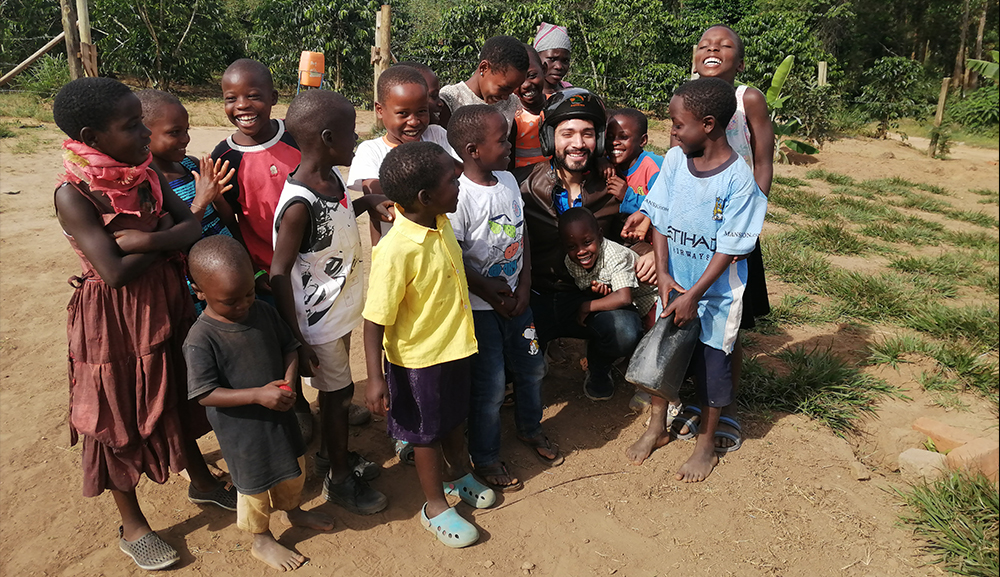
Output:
[621, 211, 650, 242]
[257, 379, 296, 411]
[191, 156, 234, 213]
[606, 173, 627, 202]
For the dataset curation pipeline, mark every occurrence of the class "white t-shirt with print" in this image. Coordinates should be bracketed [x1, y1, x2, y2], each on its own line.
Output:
[448, 170, 525, 311]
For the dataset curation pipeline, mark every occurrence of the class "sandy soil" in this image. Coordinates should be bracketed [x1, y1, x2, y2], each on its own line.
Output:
[1, 108, 997, 577]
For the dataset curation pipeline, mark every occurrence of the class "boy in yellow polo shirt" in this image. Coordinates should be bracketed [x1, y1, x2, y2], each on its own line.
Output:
[362, 141, 496, 548]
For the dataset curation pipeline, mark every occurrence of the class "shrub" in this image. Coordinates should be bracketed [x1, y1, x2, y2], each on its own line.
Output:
[859, 57, 928, 138]
[15, 54, 70, 98]
[948, 85, 1000, 134]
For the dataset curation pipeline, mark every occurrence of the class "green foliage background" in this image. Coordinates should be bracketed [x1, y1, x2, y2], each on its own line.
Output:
[1, 0, 998, 132]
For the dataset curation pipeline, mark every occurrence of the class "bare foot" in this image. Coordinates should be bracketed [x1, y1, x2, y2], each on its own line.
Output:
[251, 531, 305, 571]
[625, 429, 671, 465]
[285, 507, 334, 531]
[675, 449, 719, 483]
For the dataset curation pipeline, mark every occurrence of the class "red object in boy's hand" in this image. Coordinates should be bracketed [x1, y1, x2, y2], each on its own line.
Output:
[278, 384, 293, 392]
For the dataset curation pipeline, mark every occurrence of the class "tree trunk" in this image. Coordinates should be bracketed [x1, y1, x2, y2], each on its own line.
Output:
[59, 0, 83, 80]
[952, 0, 971, 90]
[968, 0, 987, 90]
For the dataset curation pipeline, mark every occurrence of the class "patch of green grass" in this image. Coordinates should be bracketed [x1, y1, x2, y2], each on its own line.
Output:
[760, 237, 832, 289]
[752, 295, 833, 334]
[831, 196, 902, 224]
[858, 178, 913, 197]
[773, 175, 808, 188]
[969, 188, 999, 205]
[765, 210, 792, 224]
[915, 183, 951, 196]
[904, 304, 1000, 350]
[975, 266, 999, 295]
[831, 185, 876, 200]
[768, 185, 834, 219]
[928, 343, 1000, 400]
[0, 94, 54, 123]
[900, 473, 999, 577]
[859, 219, 944, 246]
[945, 230, 997, 251]
[0, 123, 15, 138]
[740, 346, 900, 434]
[894, 191, 952, 214]
[866, 334, 929, 368]
[947, 209, 999, 229]
[780, 223, 872, 255]
[804, 168, 854, 186]
[9, 135, 40, 154]
[825, 271, 923, 322]
[890, 253, 980, 279]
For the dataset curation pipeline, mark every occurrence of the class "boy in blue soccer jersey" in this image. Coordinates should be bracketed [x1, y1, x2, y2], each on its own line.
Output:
[626, 77, 767, 482]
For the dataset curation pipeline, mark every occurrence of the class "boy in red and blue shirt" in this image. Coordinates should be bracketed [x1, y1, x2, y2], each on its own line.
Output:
[606, 108, 663, 216]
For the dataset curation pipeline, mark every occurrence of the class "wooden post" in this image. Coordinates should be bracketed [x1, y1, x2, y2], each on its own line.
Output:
[0, 32, 66, 87]
[76, 0, 97, 77]
[60, 0, 83, 80]
[927, 77, 950, 157]
[372, 4, 391, 129]
[817, 61, 828, 86]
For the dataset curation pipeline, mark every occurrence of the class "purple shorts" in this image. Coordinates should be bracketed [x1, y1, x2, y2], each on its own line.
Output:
[385, 357, 471, 444]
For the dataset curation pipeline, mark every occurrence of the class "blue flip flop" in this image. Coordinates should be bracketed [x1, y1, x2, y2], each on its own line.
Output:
[444, 473, 496, 509]
[715, 415, 743, 453]
[670, 405, 700, 441]
[420, 504, 479, 548]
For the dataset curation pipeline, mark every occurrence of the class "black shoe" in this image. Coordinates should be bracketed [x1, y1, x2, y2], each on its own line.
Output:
[323, 471, 387, 515]
[583, 369, 614, 401]
[187, 481, 237, 511]
[314, 451, 381, 480]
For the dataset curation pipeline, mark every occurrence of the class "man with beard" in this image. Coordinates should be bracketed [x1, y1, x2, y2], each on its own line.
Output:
[514, 89, 654, 401]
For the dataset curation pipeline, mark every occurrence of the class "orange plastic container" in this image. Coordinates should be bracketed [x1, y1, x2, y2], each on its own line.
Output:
[298, 51, 325, 87]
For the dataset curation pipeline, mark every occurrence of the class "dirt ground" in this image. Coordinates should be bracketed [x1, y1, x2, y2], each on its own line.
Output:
[1, 106, 998, 577]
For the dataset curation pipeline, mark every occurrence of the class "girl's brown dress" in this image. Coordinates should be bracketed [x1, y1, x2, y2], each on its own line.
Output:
[63, 182, 205, 497]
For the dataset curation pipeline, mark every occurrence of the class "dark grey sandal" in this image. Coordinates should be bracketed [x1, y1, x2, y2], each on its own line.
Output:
[118, 526, 179, 571]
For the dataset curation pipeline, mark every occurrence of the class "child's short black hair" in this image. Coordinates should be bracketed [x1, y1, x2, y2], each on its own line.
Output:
[673, 77, 737, 129]
[188, 235, 253, 287]
[480, 35, 529, 73]
[285, 89, 353, 146]
[705, 24, 744, 60]
[222, 58, 274, 90]
[377, 65, 428, 103]
[446, 104, 504, 158]
[610, 108, 648, 135]
[135, 89, 183, 124]
[558, 207, 600, 237]
[53, 77, 133, 140]
[379, 142, 449, 210]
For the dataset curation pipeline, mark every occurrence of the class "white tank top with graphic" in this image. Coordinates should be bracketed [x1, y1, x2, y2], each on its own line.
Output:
[726, 84, 754, 171]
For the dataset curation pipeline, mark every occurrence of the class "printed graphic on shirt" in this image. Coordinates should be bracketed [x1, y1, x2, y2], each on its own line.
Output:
[300, 195, 358, 327]
[523, 324, 539, 355]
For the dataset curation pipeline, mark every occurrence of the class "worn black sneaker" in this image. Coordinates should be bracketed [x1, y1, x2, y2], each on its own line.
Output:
[583, 369, 614, 401]
[314, 451, 381, 480]
[323, 471, 388, 515]
[187, 481, 238, 511]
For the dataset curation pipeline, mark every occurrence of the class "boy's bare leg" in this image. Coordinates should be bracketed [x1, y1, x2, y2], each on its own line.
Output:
[413, 443, 449, 518]
[251, 529, 305, 571]
[112, 489, 152, 541]
[716, 339, 742, 450]
[626, 395, 672, 465]
[319, 385, 353, 483]
[184, 439, 225, 492]
[440, 424, 469, 482]
[284, 507, 334, 531]
[676, 405, 721, 483]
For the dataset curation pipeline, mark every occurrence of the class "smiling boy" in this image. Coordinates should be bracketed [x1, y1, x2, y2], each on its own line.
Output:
[606, 109, 663, 216]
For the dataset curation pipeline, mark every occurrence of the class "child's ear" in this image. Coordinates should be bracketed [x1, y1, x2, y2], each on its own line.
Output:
[640, 133, 649, 148]
[270, 90, 279, 106]
[736, 59, 745, 74]
[189, 281, 207, 302]
[416, 188, 431, 206]
[320, 128, 336, 148]
[703, 115, 716, 134]
[79, 126, 98, 149]
[374, 101, 384, 119]
[465, 141, 478, 159]
[478, 60, 490, 78]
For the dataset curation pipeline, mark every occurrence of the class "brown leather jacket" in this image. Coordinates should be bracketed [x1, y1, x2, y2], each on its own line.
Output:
[515, 161, 645, 293]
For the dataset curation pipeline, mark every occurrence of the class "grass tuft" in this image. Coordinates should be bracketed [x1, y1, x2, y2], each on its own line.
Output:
[915, 183, 950, 196]
[969, 188, 999, 205]
[761, 237, 832, 289]
[945, 230, 997, 251]
[904, 304, 1000, 350]
[752, 295, 833, 334]
[773, 175, 808, 188]
[740, 346, 900, 434]
[899, 473, 999, 577]
[780, 223, 872, 255]
[894, 191, 951, 214]
[866, 334, 929, 368]
[824, 271, 922, 321]
[831, 196, 901, 224]
[805, 168, 854, 186]
[947, 209, 999, 229]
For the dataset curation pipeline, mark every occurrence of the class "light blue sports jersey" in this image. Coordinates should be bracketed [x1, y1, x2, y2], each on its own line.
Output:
[641, 146, 767, 353]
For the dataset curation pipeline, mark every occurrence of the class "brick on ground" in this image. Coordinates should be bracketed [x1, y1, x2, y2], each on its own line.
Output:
[945, 437, 999, 483]
[911, 417, 977, 453]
